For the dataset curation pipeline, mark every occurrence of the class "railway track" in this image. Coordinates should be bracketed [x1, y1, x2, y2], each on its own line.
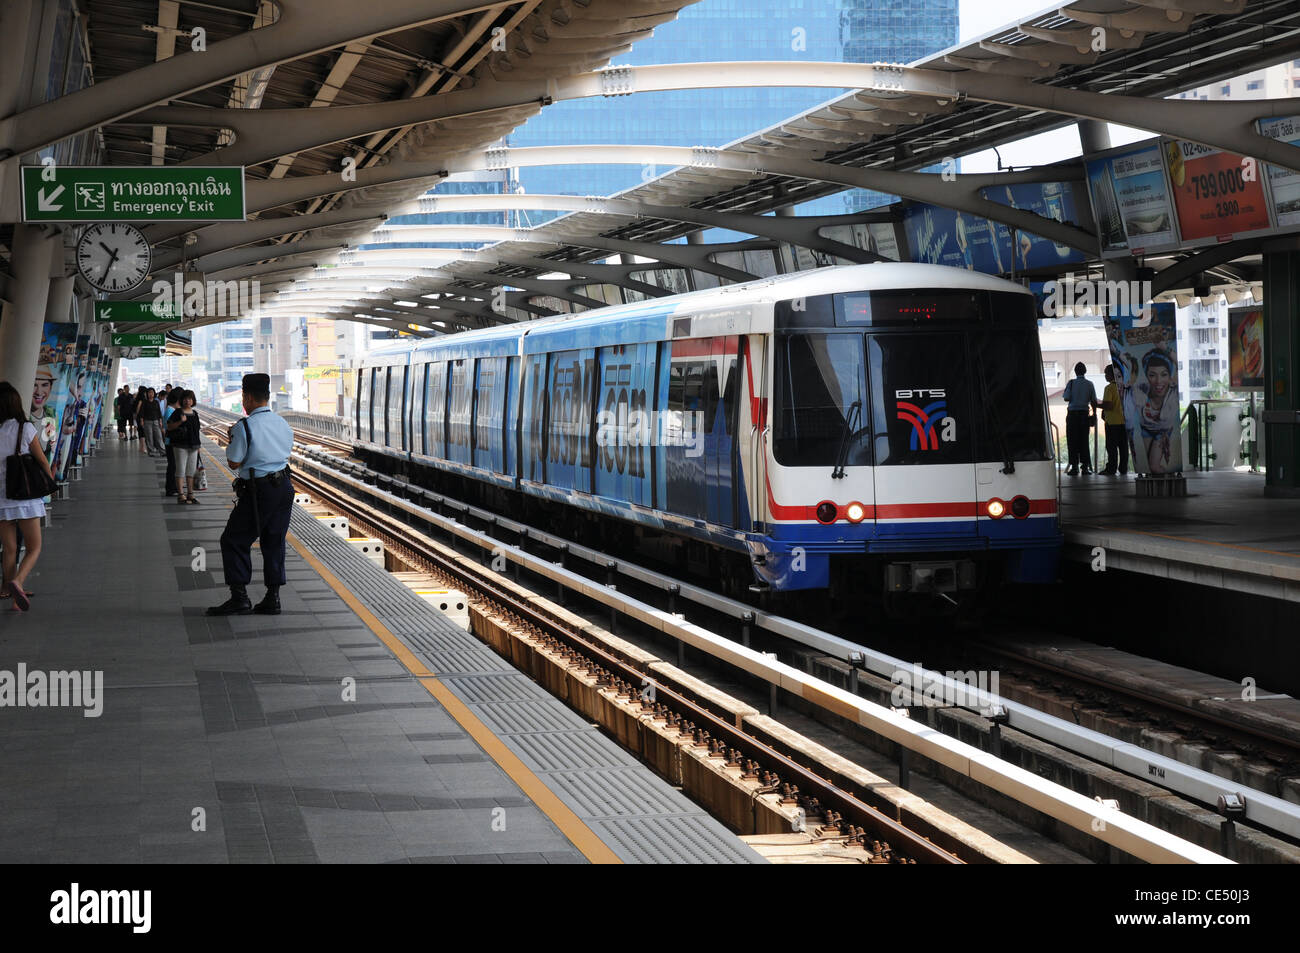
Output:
[202, 412, 959, 864]
[203, 407, 1276, 861]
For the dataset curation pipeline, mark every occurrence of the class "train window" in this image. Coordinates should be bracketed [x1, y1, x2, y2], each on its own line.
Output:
[773, 333, 869, 467]
[868, 334, 973, 466]
[972, 331, 1053, 463]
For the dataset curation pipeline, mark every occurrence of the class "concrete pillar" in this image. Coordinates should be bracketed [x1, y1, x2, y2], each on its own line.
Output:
[0, 224, 59, 393]
[45, 274, 75, 324]
[1262, 247, 1300, 495]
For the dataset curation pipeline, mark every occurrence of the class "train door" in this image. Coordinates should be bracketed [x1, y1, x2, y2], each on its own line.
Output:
[472, 357, 505, 473]
[595, 343, 652, 506]
[663, 339, 709, 522]
[504, 356, 518, 478]
[357, 368, 371, 443]
[546, 348, 596, 494]
[521, 352, 548, 484]
[425, 361, 446, 460]
[867, 333, 977, 537]
[707, 336, 740, 528]
[446, 359, 472, 466]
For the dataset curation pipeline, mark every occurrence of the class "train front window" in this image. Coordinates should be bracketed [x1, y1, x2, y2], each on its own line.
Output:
[773, 333, 869, 467]
[972, 331, 1052, 463]
[869, 334, 973, 465]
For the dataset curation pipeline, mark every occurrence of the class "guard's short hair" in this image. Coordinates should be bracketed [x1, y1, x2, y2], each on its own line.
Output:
[242, 373, 271, 399]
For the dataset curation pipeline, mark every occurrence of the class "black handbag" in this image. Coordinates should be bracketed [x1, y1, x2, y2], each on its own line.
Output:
[6, 421, 56, 501]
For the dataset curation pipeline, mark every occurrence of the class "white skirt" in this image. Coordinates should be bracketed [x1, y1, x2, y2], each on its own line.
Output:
[0, 498, 46, 520]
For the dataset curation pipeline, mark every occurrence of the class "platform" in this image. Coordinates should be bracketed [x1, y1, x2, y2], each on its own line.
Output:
[1059, 469, 1300, 603]
[0, 437, 761, 864]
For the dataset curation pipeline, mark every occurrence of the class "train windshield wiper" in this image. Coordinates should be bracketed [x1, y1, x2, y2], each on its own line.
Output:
[975, 346, 1015, 474]
[831, 399, 862, 480]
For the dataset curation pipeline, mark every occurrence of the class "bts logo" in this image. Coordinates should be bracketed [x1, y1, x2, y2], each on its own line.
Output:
[896, 388, 952, 451]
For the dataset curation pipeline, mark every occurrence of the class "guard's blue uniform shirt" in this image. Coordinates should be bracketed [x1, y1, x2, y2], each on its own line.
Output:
[226, 405, 293, 478]
[1063, 377, 1097, 412]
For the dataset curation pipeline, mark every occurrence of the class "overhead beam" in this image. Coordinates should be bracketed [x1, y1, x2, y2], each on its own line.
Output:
[0, 0, 507, 157]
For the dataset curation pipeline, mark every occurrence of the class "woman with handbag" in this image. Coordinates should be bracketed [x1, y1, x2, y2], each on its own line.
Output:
[167, 389, 203, 503]
[0, 381, 56, 612]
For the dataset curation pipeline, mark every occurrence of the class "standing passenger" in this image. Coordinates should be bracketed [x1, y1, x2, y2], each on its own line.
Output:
[1062, 362, 1098, 476]
[167, 390, 202, 503]
[207, 374, 295, 616]
[1099, 364, 1128, 476]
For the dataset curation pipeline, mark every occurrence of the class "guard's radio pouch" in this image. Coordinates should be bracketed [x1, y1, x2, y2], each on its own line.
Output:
[231, 418, 254, 498]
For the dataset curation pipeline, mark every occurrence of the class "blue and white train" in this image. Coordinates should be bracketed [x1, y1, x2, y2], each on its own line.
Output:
[353, 263, 1061, 607]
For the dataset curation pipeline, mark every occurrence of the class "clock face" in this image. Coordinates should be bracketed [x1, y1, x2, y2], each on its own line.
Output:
[76, 223, 151, 294]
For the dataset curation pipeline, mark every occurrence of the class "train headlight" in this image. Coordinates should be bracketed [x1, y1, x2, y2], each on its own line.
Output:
[986, 498, 1006, 519]
[815, 501, 838, 524]
[845, 502, 866, 523]
[1011, 495, 1031, 519]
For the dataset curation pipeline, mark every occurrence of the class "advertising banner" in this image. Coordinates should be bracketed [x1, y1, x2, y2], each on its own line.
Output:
[1259, 116, 1300, 228]
[1085, 144, 1179, 255]
[1164, 140, 1271, 243]
[903, 203, 1013, 275]
[1229, 306, 1265, 390]
[31, 323, 79, 461]
[981, 182, 1089, 270]
[1105, 302, 1182, 475]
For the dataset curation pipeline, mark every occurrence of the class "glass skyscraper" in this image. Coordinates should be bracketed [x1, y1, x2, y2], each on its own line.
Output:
[507, 0, 960, 217]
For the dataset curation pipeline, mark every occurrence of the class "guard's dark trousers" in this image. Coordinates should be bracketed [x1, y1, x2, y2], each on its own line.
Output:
[1066, 410, 1092, 471]
[220, 475, 294, 586]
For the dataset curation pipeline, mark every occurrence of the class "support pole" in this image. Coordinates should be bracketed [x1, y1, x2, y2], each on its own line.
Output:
[0, 224, 60, 397]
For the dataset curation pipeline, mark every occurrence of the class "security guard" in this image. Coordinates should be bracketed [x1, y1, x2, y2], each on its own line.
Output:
[206, 373, 295, 616]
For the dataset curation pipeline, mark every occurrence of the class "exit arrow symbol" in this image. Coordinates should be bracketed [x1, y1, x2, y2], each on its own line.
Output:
[37, 184, 65, 212]
[101, 306, 112, 319]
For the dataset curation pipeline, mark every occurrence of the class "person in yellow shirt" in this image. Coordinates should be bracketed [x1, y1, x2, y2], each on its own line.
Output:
[1100, 364, 1128, 476]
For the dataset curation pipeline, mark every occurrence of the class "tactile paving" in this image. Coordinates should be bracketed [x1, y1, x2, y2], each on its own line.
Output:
[288, 508, 763, 864]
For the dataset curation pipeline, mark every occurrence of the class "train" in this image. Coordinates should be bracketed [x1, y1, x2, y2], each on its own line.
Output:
[352, 263, 1061, 611]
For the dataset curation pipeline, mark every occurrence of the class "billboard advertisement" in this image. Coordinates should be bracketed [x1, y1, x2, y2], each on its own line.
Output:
[1085, 143, 1179, 255]
[1164, 139, 1272, 243]
[31, 323, 79, 462]
[981, 181, 1089, 270]
[1229, 306, 1265, 390]
[1106, 302, 1182, 475]
[1259, 115, 1300, 228]
[903, 203, 1013, 275]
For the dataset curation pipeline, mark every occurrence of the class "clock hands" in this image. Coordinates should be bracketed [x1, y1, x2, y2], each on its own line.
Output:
[98, 241, 121, 273]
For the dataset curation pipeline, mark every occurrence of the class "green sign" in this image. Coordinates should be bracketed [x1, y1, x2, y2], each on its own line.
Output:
[112, 332, 166, 347]
[136, 348, 161, 358]
[94, 301, 181, 323]
[21, 166, 245, 222]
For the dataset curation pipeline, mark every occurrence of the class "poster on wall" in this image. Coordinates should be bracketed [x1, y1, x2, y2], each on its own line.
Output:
[1258, 116, 1300, 228]
[1085, 144, 1179, 255]
[903, 203, 1013, 275]
[981, 182, 1088, 270]
[1164, 139, 1272, 243]
[1229, 307, 1265, 390]
[1105, 302, 1182, 475]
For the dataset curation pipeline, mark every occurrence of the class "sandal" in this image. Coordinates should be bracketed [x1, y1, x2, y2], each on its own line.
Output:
[11, 584, 30, 612]
[186, 496, 201, 504]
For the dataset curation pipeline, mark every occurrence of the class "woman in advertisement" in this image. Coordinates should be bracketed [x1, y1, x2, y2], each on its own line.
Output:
[29, 364, 59, 458]
[1137, 350, 1179, 474]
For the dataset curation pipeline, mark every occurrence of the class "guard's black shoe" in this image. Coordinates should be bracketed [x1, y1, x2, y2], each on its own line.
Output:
[206, 590, 252, 616]
[254, 590, 281, 615]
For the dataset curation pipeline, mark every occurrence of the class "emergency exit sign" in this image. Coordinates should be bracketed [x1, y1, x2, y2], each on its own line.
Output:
[21, 166, 245, 222]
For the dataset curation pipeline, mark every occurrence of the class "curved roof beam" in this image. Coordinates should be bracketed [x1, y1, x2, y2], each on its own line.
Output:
[151, 211, 385, 270]
[0, 0, 508, 157]
[240, 142, 1089, 253]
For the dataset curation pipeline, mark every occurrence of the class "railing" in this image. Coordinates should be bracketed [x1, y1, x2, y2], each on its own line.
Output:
[1182, 397, 1259, 472]
[280, 410, 354, 442]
